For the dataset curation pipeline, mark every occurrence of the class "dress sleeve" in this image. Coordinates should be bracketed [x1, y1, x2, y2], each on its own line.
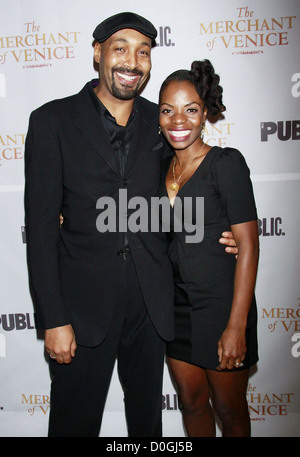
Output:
[212, 147, 257, 225]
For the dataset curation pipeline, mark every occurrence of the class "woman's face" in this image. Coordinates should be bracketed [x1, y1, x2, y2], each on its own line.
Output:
[159, 80, 207, 153]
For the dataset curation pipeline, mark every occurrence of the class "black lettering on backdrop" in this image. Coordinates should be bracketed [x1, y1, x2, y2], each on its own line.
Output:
[156, 26, 175, 47]
[261, 120, 300, 141]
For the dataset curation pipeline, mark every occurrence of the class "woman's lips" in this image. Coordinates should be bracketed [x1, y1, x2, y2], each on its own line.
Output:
[168, 129, 191, 142]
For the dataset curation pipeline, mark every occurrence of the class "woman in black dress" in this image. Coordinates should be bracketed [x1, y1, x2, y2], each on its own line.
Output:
[159, 60, 259, 436]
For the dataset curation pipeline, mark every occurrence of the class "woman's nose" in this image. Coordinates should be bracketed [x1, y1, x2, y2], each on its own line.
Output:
[172, 112, 187, 124]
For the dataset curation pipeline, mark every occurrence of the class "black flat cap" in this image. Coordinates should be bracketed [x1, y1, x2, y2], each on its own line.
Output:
[93, 12, 157, 43]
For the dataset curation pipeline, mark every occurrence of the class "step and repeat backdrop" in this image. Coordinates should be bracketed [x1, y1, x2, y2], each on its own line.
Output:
[0, 0, 299, 437]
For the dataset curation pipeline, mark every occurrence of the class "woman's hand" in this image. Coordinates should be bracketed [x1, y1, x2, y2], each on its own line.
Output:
[216, 326, 246, 371]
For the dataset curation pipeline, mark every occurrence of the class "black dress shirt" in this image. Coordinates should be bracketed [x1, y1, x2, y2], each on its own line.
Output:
[88, 80, 137, 176]
[88, 81, 137, 248]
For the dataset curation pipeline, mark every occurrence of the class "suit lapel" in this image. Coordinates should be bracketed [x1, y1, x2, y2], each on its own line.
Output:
[73, 85, 160, 177]
[125, 96, 160, 174]
[73, 83, 121, 177]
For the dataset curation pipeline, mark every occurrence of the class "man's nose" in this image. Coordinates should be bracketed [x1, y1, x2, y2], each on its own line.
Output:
[124, 51, 138, 70]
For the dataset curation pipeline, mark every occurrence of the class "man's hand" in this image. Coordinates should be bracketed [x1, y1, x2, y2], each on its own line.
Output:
[219, 231, 238, 255]
[45, 324, 77, 364]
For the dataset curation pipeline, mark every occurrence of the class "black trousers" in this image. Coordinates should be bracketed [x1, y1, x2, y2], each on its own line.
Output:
[48, 254, 165, 437]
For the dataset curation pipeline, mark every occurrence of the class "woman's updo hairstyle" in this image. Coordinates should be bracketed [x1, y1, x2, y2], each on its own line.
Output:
[159, 59, 226, 117]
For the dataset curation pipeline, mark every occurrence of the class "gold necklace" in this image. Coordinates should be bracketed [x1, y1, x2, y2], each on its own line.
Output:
[170, 142, 206, 192]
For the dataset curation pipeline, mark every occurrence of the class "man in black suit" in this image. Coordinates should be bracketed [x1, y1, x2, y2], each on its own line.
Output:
[25, 12, 237, 437]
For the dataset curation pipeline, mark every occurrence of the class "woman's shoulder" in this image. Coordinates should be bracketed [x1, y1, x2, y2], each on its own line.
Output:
[209, 146, 249, 172]
[210, 145, 245, 160]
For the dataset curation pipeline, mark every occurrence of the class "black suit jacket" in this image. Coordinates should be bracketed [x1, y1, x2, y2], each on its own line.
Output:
[25, 82, 174, 346]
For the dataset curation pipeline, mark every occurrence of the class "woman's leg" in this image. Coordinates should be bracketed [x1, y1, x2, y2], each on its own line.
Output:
[207, 369, 250, 436]
[167, 358, 216, 437]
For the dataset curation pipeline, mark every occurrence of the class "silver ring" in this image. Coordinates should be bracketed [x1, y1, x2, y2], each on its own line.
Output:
[49, 354, 56, 359]
[235, 361, 243, 367]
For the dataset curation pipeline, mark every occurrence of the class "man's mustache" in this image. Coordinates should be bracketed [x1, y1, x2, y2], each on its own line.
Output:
[112, 67, 144, 77]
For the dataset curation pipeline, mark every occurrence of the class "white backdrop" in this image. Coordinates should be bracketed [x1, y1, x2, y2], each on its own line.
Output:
[0, 0, 299, 437]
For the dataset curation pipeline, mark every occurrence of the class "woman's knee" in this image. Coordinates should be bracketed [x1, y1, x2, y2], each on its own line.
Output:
[213, 395, 249, 427]
[179, 384, 210, 414]
[168, 359, 211, 413]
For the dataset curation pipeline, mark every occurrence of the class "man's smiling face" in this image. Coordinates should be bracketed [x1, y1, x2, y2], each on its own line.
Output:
[94, 28, 152, 101]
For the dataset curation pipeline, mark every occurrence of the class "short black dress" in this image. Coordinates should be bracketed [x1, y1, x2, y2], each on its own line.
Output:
[161, 146, 258, 371]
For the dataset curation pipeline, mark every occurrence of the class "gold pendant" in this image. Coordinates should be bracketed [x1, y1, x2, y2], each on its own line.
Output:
[170, 182, 179, 192]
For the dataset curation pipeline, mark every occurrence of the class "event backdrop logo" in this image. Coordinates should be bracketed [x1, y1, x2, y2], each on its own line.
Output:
[247, 383, 295, 420]
[260, 299, 300, 361]
[0, 313, 35, 332]
[0, 73, 5, 97]
[261, 299, 300, 335]
[0, 313, 35, 358]
[200, 6, 296, 54]
[291, 333, 300, 358]
[0, 21, 80, 69]
[155, 26, 175, 47]
[261, 120, 300, 141]
[22, 393, 50, 417]
[0, 334, 5, 357]
[204, 121, 234, 148]
[257, 217, 285, 237]
[291, 73, 300, 97]
[0, 133, 25, 166]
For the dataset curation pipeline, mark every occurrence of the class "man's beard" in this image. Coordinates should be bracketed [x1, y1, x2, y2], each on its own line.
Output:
[111, 67, 144, 100]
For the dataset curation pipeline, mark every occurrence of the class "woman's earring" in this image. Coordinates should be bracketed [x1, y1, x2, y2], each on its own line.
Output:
[201, 122, 205, 140]
[158, 126, 161, 135]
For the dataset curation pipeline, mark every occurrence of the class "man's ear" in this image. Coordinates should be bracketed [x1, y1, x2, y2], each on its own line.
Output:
[93, 42, 101, 64]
